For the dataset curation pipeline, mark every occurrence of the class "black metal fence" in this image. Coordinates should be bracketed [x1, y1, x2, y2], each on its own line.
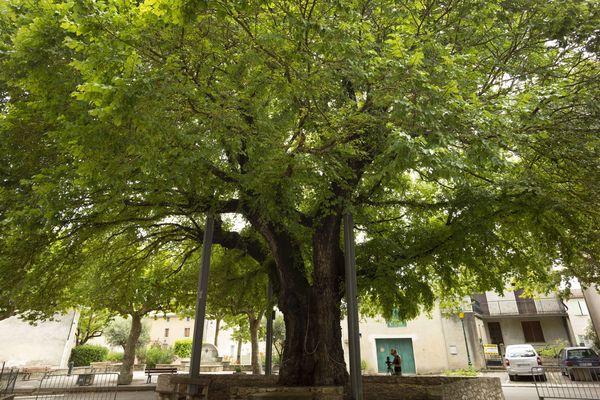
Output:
[532, 366, 600, 400]
[27, 373, 119, 400]
[1, 362, 19, 396]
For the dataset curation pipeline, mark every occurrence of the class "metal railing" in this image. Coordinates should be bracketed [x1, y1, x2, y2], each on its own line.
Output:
[1, 362, 19, 396]
[532, 366, 600, 400]
[473, 299, 566, 316]
[12, 373, 119, 400]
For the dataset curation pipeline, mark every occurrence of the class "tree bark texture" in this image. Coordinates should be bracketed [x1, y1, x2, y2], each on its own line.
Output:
[258, 216, 348, 386]
[118, 313, 142, 385]
[249, 315, 262, 374]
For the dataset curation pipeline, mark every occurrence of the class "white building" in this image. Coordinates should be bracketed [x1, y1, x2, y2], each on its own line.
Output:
[0, 311, 78, 368]
[146, 314, 260, 364]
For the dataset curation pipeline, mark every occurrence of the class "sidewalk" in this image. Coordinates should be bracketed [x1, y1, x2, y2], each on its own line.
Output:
[14, 371, 156, 394]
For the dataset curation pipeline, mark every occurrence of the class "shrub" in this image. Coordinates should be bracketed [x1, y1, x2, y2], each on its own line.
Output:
[537, 339, 568, 358]
[69, 345, 109, 367]
[106, 352, 124, 362]
[443, 367, 478, 376]
[173, 339, 193, 358]
[142, 344, 176, 368]
[360, 359, 368, 371]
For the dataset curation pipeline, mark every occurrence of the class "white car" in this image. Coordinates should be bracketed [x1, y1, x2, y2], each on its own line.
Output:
[504, 344, 546, 381]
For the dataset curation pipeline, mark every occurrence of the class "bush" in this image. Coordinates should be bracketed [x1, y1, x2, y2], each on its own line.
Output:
[106, 352, 124, 362]
[69, 345, 109, 367]
[537, 339, 568, 358]
[173, 339, 193, 358]
[141, 344, 176, 368]
[443, 366, 478, 376]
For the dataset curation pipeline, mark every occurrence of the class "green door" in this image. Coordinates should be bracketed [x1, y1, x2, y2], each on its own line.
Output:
[375, 338, 416, 374]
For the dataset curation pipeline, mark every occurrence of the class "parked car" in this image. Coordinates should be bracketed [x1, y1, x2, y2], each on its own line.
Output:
[504, 344, 546, 381]
[558, 347, 600, 380]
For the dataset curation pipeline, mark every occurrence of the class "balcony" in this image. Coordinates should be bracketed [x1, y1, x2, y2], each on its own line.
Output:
[472, 298, 567, 318]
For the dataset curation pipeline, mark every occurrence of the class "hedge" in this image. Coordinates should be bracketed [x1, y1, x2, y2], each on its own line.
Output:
[173, 339, 193, 358]
[69, 344, 109, 366]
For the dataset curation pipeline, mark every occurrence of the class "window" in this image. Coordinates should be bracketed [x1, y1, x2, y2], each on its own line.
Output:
[164, 328, 169, 337]
[184, 328, 191, 337]
[386, 309, 407, 328]
[521, 321, 545, 342]
[575, 300, 589, 316]
[186, 317, 191, 322]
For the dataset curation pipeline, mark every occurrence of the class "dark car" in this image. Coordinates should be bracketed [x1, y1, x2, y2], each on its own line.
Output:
[558, 347, 600, 380]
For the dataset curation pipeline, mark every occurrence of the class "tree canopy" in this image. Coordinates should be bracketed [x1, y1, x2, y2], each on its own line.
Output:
[1, 0, 598, 385]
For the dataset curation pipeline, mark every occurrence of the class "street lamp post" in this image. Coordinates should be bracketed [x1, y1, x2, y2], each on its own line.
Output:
[458, 311, 472, 367]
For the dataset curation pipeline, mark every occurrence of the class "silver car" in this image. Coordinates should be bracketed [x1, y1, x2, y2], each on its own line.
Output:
[504, 344, 546, 381]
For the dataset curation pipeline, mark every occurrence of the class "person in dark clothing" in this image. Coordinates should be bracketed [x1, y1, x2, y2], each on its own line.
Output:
[390, 348, 402, 376]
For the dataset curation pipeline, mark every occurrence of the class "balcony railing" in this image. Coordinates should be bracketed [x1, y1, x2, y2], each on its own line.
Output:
[472, 299, 566, 317]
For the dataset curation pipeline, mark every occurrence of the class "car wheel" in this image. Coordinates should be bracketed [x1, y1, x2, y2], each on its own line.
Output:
[509, 375, 515, 382]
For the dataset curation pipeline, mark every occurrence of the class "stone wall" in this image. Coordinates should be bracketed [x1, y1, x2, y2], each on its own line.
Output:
[362, 376, 504, 400]
[156, 375, 504, 400]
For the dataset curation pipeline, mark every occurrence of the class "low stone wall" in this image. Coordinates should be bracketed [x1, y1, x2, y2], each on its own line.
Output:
[362, 376, 504, 400]
[156, 374, 504, 400]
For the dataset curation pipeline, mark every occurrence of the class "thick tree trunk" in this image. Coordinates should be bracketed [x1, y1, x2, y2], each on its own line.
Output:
[214, 319, 220, 347]
[249, 315, 261, 374]
[118, 313, 142, 385]
[257, 217, 348, 386]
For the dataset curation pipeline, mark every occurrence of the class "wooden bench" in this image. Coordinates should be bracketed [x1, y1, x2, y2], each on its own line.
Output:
[145, 367, 178, 383]
[19, 367, 49, 381]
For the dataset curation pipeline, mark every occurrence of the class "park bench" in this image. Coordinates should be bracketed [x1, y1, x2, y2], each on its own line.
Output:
[145, 367, 178, 384]
[19, 367, 49, 381]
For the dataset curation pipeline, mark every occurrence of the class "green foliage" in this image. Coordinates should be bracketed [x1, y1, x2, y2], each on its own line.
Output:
[272, 315, 285, 363]
[139, 343, 176, 368]
[443, 367, 479, 377]
[537, 339, 569, 358]
[104, 317, 151, 349]
[76, 308, 113, 346]
[69, 345, 109, 367]
[106, 352, 124, 362]
[173, 339, 193, 358]
[360, 359, 368, 371]
[584, 321, 600, 351]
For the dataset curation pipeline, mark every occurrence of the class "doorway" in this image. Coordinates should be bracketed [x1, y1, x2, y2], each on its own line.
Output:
[375, 338, 416, 374]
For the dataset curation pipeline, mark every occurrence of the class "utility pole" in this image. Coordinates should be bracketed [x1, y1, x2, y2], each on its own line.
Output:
[458, 311, 472, 367]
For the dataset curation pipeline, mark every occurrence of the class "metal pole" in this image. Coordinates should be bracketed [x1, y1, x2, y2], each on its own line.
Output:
[343, 213, 363, 400]
[460, 317, 472, 367]
[265, 282, 274, 375]
[189, 214, 215, 392]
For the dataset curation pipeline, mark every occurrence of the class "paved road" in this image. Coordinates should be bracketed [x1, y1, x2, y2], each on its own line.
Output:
[116, 391, 155, 400]
[502, 385, 540, 400]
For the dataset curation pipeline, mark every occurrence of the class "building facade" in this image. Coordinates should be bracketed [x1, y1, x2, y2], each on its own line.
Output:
[0, 311, 78, 368]
[341, 305, 482, 375]
[472, 290, 575, 354]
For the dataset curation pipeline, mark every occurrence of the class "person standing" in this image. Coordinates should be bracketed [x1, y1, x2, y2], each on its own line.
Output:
[390, 348, 402, 376]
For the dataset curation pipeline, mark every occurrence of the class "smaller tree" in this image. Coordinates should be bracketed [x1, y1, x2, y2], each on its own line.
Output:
[76, 308, 113, 346]
[208, 247, 270, 374]
[272, 315, 285, 366]
[104, 317, 151, 350]
[585, 321, 600, 351]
